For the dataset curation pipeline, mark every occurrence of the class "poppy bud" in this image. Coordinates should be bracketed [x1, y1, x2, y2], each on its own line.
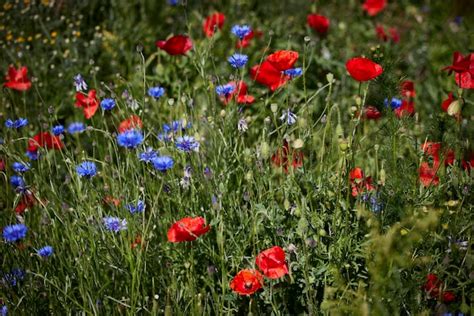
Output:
[446, 99, 462, 117]
[260, 142, 270, 159]
[326, 73, 334, 83]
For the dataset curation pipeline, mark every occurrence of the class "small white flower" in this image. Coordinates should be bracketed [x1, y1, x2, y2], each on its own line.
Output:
[237, 118, 248, 133]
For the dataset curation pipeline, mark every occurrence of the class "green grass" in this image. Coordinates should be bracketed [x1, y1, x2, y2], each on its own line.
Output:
[0, 0, 473, 314]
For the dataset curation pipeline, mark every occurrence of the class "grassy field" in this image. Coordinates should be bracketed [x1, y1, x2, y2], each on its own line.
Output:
[1, 0, 473, 314]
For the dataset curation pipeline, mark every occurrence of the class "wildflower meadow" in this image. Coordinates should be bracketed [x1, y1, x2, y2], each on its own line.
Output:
[1, 0, 474, 314]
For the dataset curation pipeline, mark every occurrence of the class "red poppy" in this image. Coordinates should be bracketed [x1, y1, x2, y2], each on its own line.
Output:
[271, 140, 303, 173]
[219, 81, 255, 105]
[363, 106, 382, 120]
[455, 72, 474, 89]
[422, 274, 456, 303]
[307, 14, 330, 35]
[103, 195, 121, 207]
[118, 115, 143, 133]
[75, 90, 99, 119]
[167, 216, 210, 242]
[203, 12, 225, 38]
[236, 30, 263, 49]
[266, 50, 299, 72]
[389, 28, 400, 43]
[419, 162, 439, 187]
[375, 25, 399, 43]
[131, 235, 142, 249]
[156, 35, 193, 56]
[461, 152, 474, 171]
[0, 159, 5, 172]
[443, 52, 474, 74]
[394, 100, 415, 118]
[4, 65, 32, 91]
[421, 142, 455, 168]
[441, 92, 462, 118]
[362, 0, 387, 16]
[443, 52, 474, 89]
[15, 191, 37, 215]
[349, 167, 375, 197]
[27, 132, 64, 153]
[400, 80, 415, 98]
[250, 61, 289, 91]
[346, 57, 383, 82]
[230, 269, 264, 295]
[255, 246, 288, 279]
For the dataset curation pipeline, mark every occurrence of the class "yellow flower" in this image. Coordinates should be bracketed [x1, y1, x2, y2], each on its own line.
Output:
[3, 3, 13, 11]
[51, 31, 57, 38]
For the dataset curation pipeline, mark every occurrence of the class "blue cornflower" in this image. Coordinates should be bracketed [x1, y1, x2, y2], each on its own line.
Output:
[157, 132, 172, 142]
[76, 161, 97, 179]
[139, 148, 159, 163]
[148, 86, 165, 99]
[384, 97, 402, 109]
[5, 118, 28, 129]
[10, 175, 25, 190]
[67, 122, 86, 134]
[152, 156, 174, 172]
[1, 305, 7, 316]
[117, 129, 144, 149]
[284, 68, 303, 78]
[228, 53, 248, 68]
[168, 0, 179, 5]
[73, 74, 87, 92]
[26, 150, 39, 161]
[3, 224, 28, 243]
[103, 216, 127, 233]
[101, 98, 116, 111]
[126, 200, 145, 214]
[52, 125, 65, 136]
[12, 162, 30, 173]
[231, 24, 251, 40]
[2, 268, 25, 287]
[280, 109, 297, 125]
[175, 136, 199, 152]
[37, 245, 54, 258]
[216, 84, 235, 97]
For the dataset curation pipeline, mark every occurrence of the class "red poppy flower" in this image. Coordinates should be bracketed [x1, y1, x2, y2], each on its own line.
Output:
[236, 30, 263, 49]
[271, 140, 303, 173]
[103, 195, 121, 207]
[307, 14, 330, 35]
[461, 152, 474, 171]
[219, 81, 255, 105]
[400, 80, 415, 98]
[363, 106, 382, 120]
[230, 269, 264, 295]
[350, 167, 375, 196]
[362, 0, 387, 16]
[167, 216, 210, 242]
[75, 90, 99, 119]
[375, 25, 399, 43]
[389, 27, 400, 43]
[118, 115, 143, 133]
[203, 12, 225, 38]
[346, 57, 383, 82]
[131, 235, 143, 249]
[156, 35, 193, 56]
[455, 72, 474, 89]
[421, 142, 455, 168]
[255, 246, 289, 279]
[443, 52, 474, 74]
[4, 65, 32, 91]
[27, 132, 64, 153]
[266, 50, 299, 72]
[0, 159, 5, 172]
[443, 52, 474, 89]
[419, 162, 439, 187]
[441, 92, 462, 118]
[394, 100, 415, 118]
[250, 61, 289, 91]
[422, 274, 456, 303]
[15, 191, 37, 215]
